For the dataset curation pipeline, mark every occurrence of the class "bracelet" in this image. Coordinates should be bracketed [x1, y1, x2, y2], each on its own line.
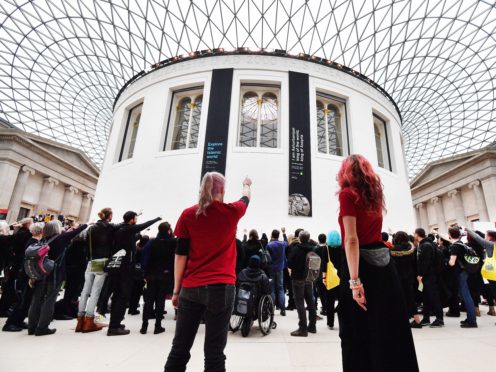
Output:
[173, 291, 180, 296]
[349, 278, 362, 289]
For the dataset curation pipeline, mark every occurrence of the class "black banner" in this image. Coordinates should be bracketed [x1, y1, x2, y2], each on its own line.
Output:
[201, 69, 234, 178]
[288, 71, 312, 217]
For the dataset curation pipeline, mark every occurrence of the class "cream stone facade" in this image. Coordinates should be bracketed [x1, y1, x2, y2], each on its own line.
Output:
[411, 144, 496, 233]
[0, 119, 99, 224]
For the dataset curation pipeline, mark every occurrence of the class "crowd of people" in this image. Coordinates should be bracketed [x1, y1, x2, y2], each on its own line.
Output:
[1, 154, 496, 372]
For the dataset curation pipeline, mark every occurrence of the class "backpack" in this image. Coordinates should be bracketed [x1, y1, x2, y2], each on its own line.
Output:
[305, 250, 321, 282]
[24, 236, 58, 281]
[258, 246, 272, 269]
[455, 242, 481, 274]
[432, 243, 445, 273]
[234, 282, 256, 316]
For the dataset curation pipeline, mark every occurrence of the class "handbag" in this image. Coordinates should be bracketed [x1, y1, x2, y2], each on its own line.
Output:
[325, 244, 340, 290]
[88, 227, 108, 273]
[481, 246, 496, 281]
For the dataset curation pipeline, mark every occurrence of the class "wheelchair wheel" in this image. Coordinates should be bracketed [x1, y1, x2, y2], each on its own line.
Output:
[229, 313, 243, 333]
[241, 317, 253, 337]
[258, 294, 275, 335]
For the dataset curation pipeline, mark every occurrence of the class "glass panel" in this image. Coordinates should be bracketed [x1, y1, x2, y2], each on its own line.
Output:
[121, 103, 142, 161]
[188, 95, 202, 149]
[239, 92, 258, 147]
[127, 112, 140, 158]
[316, 101, 327, 153]
[374, 123, 385, 168]
[327, 104, 342, 156]
[260, 92, 278, 148]
[171, 97, 191, 150]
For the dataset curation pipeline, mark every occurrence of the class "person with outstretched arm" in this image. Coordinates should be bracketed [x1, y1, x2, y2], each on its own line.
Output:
[164, 173, 251, 372]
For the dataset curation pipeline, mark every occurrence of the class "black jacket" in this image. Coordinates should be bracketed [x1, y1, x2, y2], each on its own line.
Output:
[142, 232, 176, 280]
[87, 220, 120, 260]
[114, 217, 161, 266]
[391, 244, 417, 282]
[237, 267, 271, 295]
[315, 244, 343, 274]
[243, 239, 263, 267]
[417, 238, 435, 277]
[287, 242, 316, 281]
[11, 227, 32, 271]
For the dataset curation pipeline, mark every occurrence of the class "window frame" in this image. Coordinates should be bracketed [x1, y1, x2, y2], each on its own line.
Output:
[315, 91, 350, 158]
[236, 83, 282, 150]
[163, 85, 205, 152]
[118, 102, 143, 162]
[373, 113, 392, 172]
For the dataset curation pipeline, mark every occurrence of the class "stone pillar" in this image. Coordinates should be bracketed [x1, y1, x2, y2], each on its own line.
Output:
[431, 196, 447, 233]
[0, 161, 21, 210]
[415, 203, 428, 230]
[448, 189, 466, 227]
[79, 193, 94, 223]
[481, 177, 496, 223]
[6, 165, 35, 223]
[36, 177, 59, 215]
[60, 186, 79, 216]
[469, 180, 490, 221]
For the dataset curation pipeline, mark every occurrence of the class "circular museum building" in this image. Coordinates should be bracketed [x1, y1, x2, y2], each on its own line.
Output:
[93, 51, 415, 236]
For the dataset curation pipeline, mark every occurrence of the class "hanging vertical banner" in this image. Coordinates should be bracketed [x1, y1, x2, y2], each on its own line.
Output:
[288, 71, 312, 217]
[201, 68, 234, 178]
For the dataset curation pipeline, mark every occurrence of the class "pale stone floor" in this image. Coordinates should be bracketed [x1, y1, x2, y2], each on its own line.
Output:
[1, 301, 495, 372]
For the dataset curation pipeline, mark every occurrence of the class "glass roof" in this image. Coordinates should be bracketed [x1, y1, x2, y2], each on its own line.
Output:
[1, 0, 495, 177]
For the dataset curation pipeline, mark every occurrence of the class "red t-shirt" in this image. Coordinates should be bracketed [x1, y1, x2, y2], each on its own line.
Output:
[338, 188, 382, 247]
[174, 199, 247, 288]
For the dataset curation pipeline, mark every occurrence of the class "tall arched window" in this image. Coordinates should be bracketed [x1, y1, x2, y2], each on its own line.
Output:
[316, 93, 347, 156]
[238, 86, 280, 148]
[373, 114, 392, 170]
[165, 86, 204, 151]
[119, 102, 143, 161]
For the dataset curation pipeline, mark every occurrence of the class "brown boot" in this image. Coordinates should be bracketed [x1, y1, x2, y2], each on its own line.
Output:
[488, 306, 496, 316]
[82, 316, 104, 333]
[75, 316, 84, 333]
[475, 307, 481, 317]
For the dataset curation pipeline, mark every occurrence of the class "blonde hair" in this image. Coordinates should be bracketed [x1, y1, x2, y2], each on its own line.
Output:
[197, 172, 225, 216]
[98, 208, 113, 220]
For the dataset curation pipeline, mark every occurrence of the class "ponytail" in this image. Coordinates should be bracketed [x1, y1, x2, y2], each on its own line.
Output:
[197, 172, 225, 217]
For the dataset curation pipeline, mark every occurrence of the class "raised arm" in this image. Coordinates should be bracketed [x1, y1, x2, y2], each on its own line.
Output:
[466, 228, 493, 251]
[132, 217, 162, 233]
[242, 176, 252, 201]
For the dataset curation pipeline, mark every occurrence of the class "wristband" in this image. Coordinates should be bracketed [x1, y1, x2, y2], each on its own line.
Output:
[349, 278, 362, 289]
[173, 291, 180, 296]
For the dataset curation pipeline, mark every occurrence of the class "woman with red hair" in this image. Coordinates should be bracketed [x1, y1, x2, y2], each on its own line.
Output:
[337, 154, 418, 372]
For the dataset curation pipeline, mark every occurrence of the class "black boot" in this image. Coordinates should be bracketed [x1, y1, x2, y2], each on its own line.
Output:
[140, 321, 148, 334]
[154, 322, 165, 334]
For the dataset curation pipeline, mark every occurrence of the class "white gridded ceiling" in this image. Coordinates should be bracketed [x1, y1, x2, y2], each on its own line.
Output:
[0, 0, 495, 177]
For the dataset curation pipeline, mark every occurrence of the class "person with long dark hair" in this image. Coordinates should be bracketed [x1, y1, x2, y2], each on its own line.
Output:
[336, 154, 418, 372]
[164, 172, 251, 372]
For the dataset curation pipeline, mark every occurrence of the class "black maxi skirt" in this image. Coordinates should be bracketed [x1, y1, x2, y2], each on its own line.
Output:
[337, 255, 419, 372]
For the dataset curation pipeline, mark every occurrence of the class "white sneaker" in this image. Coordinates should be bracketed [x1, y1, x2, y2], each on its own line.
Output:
[94, 313, 108, 325]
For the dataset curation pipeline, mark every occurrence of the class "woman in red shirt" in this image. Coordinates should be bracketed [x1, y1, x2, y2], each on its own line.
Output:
[337, 155, 418, 372]
[164, 172, 252, 372]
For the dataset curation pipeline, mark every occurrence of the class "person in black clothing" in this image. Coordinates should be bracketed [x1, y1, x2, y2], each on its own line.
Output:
[260, 233, 269, 249]
[237, 255, 271, 298]
[466, 232, 484, 317]
[287, 231, 317, 337]
[140, 222, 175, 335]
[314, 234, 328, 316]
[437, 234, 459, 317]
[285, 228, 303, 311]
[415, 228, 444, 328]
[128, 235, 148, 315]
[0, 218, 32, 317]
[235, 235, 246, 276]
[3, 222, 42, 332]
[391, 231, 420, 328]
[107, 211, 161, 336]
[243, 229, 263, 267]
[28, 221, 87, 336]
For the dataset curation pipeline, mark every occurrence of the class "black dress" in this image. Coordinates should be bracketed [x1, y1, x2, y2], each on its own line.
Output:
[338, 244, 419, 372]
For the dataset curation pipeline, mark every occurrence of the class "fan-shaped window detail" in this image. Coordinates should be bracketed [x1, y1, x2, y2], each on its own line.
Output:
[165, 87, 204, 151]
[316, 94, 347, 156]
[238, 87, 280, 148]
[119, 103, 143, 161]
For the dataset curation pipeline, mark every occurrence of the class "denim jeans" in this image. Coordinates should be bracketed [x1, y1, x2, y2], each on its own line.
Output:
[164, 284, 235, 372]
[458, 270, 476, 323]
[292, 280, 316, 330]
[78, 263, 107, 317]
[271, 271, 285, 309]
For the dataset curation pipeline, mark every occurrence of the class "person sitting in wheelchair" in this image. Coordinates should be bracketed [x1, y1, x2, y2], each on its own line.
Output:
[236, 256, 271, 316]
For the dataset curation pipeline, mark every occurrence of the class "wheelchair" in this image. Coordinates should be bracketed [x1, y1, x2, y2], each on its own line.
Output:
[229, 281, 277, 337]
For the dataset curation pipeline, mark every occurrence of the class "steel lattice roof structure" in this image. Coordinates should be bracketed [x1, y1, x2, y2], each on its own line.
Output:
[1, 0, 495, 177]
